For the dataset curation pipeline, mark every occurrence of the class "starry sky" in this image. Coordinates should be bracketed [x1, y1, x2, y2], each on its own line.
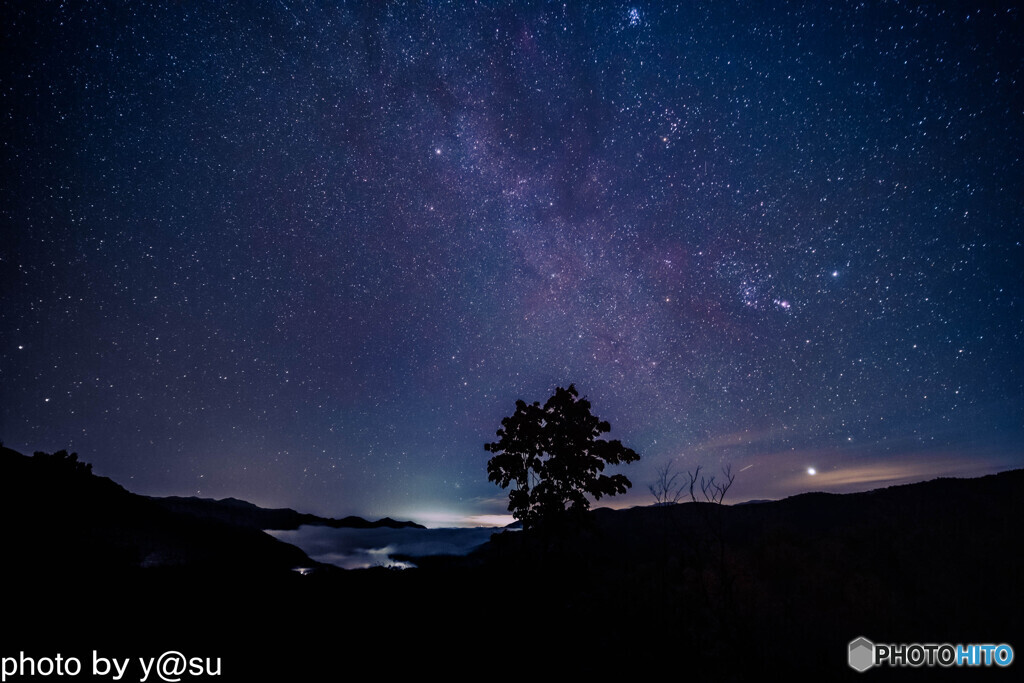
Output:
[2, 1, 1022, 525]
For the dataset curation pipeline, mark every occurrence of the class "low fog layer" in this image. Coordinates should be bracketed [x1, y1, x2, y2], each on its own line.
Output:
[269, 525, 505, 569]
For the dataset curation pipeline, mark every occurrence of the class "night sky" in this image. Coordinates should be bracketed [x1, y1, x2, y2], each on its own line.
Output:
[2, 1, 1021, 525]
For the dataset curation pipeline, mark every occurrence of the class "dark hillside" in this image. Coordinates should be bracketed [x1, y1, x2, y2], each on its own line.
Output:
[0, 446, 314, 577]
[3, 446, 1020, 679]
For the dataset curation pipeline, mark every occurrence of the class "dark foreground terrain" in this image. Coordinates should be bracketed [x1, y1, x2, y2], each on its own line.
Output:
[2, 446, 1021, 680]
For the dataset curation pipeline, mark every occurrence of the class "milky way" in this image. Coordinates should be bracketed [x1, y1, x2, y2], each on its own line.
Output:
[2, 2, 1021, 522]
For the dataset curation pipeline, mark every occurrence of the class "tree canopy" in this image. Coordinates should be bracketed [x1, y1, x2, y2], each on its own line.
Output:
[484, 384, 640, 530]
[32, 449, 93, 476]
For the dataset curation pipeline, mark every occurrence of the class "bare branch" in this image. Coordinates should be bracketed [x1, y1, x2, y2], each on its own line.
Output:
[687, 465, 703, 503]
[648, 461, 686, 505]
[697, 464, 735, 504]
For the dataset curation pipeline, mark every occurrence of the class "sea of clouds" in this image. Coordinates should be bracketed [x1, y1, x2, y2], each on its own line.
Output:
[268, 525, 507, 569]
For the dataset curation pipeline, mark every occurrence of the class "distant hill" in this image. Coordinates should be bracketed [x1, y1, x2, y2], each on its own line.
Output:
[149, 495, 425, 531]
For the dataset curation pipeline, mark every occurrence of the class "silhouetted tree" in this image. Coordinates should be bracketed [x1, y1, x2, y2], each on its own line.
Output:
[684, 463, 738, 618]
[485, 384, 640, 530]
[33, 449, 92, 476]
[688, 464, 735, 505]
[649, 460, 687, 505]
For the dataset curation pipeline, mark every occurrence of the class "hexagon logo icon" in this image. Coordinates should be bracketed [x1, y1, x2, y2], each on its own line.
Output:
[849, 637, 875, 672]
